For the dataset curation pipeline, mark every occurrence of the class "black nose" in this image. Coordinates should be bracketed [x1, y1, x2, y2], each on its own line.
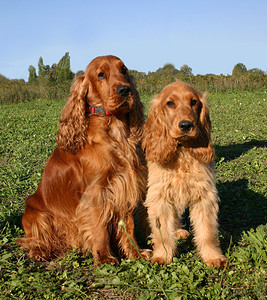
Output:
[179, 120, 194, 132]
[117, 85, 131, 97]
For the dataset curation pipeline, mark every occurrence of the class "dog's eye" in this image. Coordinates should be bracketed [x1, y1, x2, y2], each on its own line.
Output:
[121, 65, 127, 76]
[166, 101, 176, 109]
[98, 72, 106, 79]
[191, 99, 197, 106]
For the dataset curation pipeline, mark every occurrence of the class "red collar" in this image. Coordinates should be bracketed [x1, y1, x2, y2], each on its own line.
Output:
[85, 105, 112, 116]
[85, 105, 122, 116]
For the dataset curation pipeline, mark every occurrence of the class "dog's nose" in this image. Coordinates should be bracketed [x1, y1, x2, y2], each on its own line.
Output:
[117, 85, 131, 97]
[179, 120, 194, 132]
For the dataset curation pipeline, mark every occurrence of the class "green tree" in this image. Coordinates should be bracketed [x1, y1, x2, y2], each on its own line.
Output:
[248, 68, 265, 75]
[0, 74, 9, 82]
[58, 52, 71, 69]
[160, 64, 179, 76]
[37, 57, 51, 84]
[38, 57, 46, 77]
[75, 70, 85, 77]
[28, 65, 37, 83]
[232, 63, 247, 76]
[180, 64, 193, 76]
[49, 63, 58, 82]
[57, 52, 74, 83]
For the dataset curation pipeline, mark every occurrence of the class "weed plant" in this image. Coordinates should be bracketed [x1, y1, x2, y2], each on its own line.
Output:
[0, 90, 266, 299]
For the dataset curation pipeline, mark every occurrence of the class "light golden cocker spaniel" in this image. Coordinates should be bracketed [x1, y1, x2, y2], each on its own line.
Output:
[143, 80, 226, 267]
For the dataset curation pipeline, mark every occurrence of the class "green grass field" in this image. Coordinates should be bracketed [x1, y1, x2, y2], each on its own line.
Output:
[0, 90, 266, 299]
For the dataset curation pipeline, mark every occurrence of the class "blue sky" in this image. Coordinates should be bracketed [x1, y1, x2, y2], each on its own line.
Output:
[0, 0, 266, 81]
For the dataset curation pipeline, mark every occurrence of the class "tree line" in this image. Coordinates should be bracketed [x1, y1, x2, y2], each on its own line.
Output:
[132, 62, 266, 94]
[28, 52, 75, 84]
[0, 53, 266, 104]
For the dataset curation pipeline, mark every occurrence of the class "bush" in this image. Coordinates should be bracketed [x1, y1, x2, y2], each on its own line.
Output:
[0, 79, 71, 104]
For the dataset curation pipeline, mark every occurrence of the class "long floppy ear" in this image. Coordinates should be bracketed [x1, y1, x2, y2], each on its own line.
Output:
[142, 96, 178, 164]
[56, 75, 89, 153]
[189, 92, 215, 163]
[128, 75, 145, 143]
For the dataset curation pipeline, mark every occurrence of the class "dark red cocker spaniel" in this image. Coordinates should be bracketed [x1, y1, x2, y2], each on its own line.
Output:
[18, 55, 150, 265]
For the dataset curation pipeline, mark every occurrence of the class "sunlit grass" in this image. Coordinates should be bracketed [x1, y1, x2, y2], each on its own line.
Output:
[0, 91, 266, 299]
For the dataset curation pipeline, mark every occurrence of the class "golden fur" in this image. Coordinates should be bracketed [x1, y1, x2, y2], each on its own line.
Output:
[18, 55, 150, 264]
[143, 80, 226, 267]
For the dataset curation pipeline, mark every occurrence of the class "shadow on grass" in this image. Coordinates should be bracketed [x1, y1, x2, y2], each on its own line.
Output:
[218, 178, 266, 239]
[214, 139, 267, 162]
[2, 180, 266, 260]
[172, 178, 267, 256]
[0, 209, 23, 238]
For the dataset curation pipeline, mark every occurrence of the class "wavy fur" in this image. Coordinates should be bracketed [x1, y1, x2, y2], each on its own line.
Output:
[143, 80, 226, 267]
[18, 55, 150, 264]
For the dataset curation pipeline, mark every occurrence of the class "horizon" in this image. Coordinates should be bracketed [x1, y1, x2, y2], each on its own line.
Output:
[1, 53, 264, 82]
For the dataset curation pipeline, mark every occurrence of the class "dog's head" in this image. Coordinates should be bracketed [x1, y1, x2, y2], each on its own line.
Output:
[143, 80, 215, 164]
[57, 55, 144, 152]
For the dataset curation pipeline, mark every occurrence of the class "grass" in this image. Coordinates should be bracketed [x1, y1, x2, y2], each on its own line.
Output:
[0, 90, 266, 299]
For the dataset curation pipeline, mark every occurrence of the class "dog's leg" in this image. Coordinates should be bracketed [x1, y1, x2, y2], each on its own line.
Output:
[17, 195, 57, 260]
[189, 190, 226, 267]
[76, 199, 118, 266]
[117, 214, 152, 260]
[146, 198, 177, 264]
[174, 210, 190, 239]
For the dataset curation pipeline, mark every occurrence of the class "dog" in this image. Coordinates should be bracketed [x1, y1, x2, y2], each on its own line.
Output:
[18, 55, 150, 265]
[142, 80, 226, 267]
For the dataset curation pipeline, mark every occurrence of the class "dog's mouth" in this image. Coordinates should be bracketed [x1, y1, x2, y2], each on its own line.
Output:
[179, 130, 197, 138]
[170, 126, 197, 141]
[108, 96, 133, 115]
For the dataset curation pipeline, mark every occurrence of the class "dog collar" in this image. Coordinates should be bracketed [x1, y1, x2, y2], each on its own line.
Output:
[86, 105, 124, 116]
[85, 105, 112, 116]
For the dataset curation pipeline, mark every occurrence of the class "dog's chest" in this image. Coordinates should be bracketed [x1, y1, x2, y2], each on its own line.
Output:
[81, 136, 142, 214]
[148, 154, 213, 205]
[105, 138, 142, 212]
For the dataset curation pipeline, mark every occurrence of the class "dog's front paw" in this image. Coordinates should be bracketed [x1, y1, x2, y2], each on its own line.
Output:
[175, 229, 190, 239]
[94, 254, 119, 266]
[150, 255, 172, 265]
[205, 256, 227, 268]
[140, 249, 152, 260]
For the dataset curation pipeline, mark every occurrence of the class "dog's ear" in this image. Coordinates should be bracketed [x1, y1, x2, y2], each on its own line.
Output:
[128, 75, 145, 143]
[56, 75, 89, 153]
[142, 96, 178, 164]
[199, 92, 212, 135]
[189, 92, 215, 163]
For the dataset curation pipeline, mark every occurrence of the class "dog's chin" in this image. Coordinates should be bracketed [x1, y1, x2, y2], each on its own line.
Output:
[108, 98, 133, 115]
[170, 130, 197, 142]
